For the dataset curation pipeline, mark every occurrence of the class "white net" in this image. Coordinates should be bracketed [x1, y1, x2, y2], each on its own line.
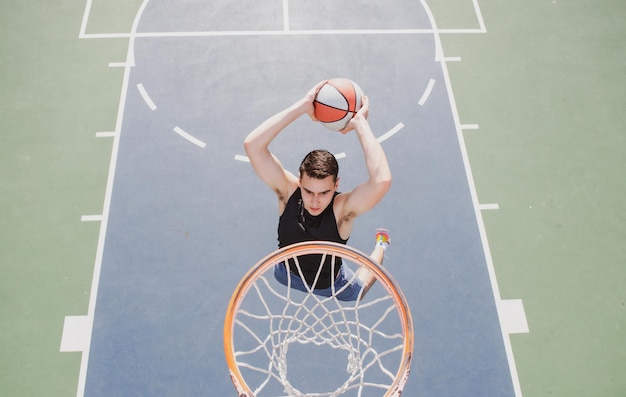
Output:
[225, 242, 413, 397]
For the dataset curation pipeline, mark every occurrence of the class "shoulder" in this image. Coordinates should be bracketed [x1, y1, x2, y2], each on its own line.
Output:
[332, 191, 354, 218]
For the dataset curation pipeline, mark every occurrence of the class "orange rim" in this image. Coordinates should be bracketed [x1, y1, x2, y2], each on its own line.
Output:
[223, 241, 414, 397]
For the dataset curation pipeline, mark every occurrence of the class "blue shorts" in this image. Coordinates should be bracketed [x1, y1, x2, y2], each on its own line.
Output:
[273, 262, 364, 301]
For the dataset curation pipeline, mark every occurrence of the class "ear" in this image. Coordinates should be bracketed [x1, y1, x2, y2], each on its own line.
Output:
[335, 177, 340, 189]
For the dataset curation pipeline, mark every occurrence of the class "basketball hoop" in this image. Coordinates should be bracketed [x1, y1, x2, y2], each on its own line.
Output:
[224, 241, 414, 396]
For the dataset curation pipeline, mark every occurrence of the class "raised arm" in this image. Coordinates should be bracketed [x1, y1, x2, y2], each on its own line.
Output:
[243, 81, 326, 208]
[336, 96, 392, 235]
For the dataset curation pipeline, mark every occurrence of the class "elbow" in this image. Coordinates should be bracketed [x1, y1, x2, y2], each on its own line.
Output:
[377, 175, 392, 196]
[243, 137, 251, 155]
[243, 135, 256, 156]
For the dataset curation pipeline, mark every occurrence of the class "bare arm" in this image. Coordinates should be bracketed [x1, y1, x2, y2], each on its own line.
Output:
[243, 81, 326, 209]
[336, 96, 392, 236]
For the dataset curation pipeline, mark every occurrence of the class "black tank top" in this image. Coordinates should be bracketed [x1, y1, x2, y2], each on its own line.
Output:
[278, 188, 348, 289]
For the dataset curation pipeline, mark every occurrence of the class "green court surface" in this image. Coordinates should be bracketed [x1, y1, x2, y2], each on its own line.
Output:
[1, 1, 624, 396]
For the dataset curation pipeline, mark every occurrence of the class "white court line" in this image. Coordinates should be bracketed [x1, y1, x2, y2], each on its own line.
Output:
[425, 1, 522, 396]
[479, 203, 500, 210]
[173, 126, 207, 148]
[418, 79, 436, 106]
[419, 0, 444, 61]
[60, 316, 90, 352]
[498, 299, 529, 334]
[82, 33, 131, 39]
[81, 214, 103, 222]
[78, 0, 94, 38]
[461, 124, 480, 130]
[109, 62, 130, 68]
[80, 28, 486, 40]
[95, 131, 116, 138]
[136, 83, 157, 110]
[472, 0, 487, 32]
[282, 0, 289, 31]
[236, 152, 346, 161]
[445, 56, 462, 62]
[73, 2, 154, 397]
[377, 123, 404, 143]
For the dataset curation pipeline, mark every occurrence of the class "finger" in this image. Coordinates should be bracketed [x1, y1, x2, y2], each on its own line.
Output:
[339, 125, 352, 134]
[313, 80, 328, 97]
[317, 79, 329, 89]
[361, 95, 369, 109]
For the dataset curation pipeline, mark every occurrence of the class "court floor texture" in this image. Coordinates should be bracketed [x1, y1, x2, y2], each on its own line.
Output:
[1, 1, 625, 397]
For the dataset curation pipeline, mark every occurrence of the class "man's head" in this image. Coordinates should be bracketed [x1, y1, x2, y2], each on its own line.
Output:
[299, 149, 339, 182]
[298, 150, 340, 216]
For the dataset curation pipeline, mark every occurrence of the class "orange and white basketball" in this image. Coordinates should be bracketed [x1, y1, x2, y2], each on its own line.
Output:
[313, 78, 364, 131]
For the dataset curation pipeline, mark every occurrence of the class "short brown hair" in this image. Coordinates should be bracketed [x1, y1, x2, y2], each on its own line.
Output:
[299, 149, 339, 181]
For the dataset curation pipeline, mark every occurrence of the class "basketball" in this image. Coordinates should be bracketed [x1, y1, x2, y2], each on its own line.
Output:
[313, 78, 364, 131]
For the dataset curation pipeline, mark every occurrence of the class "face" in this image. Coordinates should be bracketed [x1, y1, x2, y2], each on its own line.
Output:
[299, 174, 339, 216]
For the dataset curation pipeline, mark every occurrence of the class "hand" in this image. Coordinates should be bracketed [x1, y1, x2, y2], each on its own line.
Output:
[340, 95, 369, 134]
[303, 80, 328, 121]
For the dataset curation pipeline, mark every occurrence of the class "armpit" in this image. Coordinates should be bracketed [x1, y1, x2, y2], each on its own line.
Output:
[338, 211, 356, 227]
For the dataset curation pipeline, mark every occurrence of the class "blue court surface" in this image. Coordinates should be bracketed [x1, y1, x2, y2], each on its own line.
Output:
[76, 1, 523, 396]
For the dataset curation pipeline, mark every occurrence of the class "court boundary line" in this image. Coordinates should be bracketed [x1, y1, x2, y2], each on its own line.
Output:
[78, 0, 486, 39]
[80, 28, 486, 40]
[429, 11, 525, 397]
[418, 0, 525, 395]
[72, 1, 152, 397]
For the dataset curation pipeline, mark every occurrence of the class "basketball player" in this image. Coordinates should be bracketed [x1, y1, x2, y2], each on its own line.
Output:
[244, 81, 392, 300]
